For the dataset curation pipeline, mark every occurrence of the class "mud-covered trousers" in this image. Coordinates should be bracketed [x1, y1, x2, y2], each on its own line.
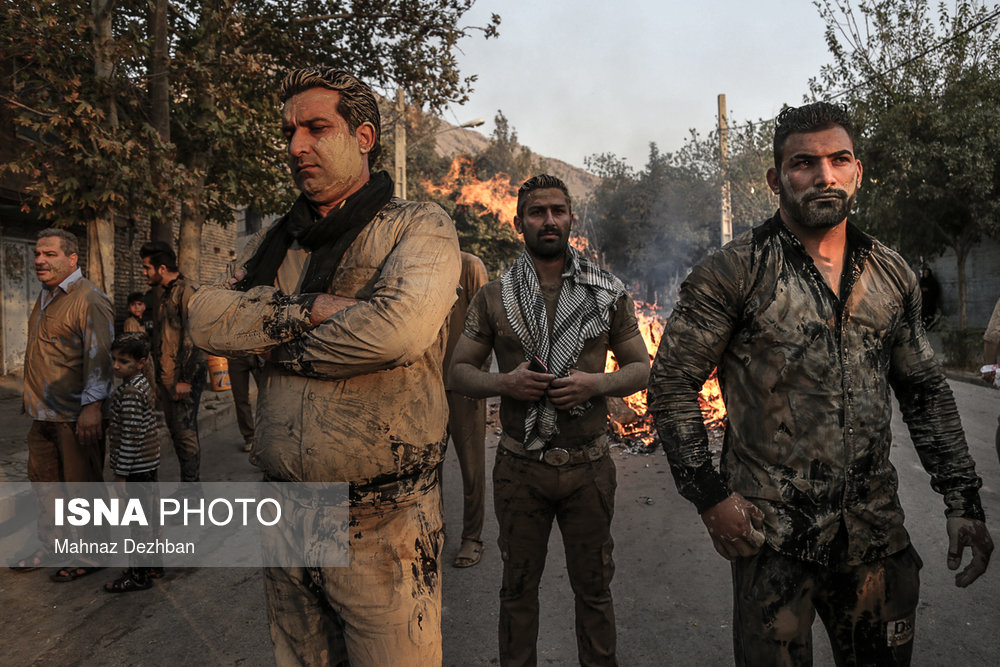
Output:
[158, 374, 203, 482]
[264, 477, 444, 666]
[27, 420, 109, 545]
[731, 527, 922, 667]
[446, 390, 487, 547]
[493, 449, 617, 667]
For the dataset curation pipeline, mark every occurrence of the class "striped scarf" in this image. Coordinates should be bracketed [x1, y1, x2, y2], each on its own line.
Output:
[501, 247, 625, 450]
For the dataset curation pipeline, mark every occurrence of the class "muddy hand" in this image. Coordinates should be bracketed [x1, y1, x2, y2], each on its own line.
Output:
[503, 361, 555, 402]
[701, 492, 765, 561]
[75, 402, 104, 447]
[946, 517, 993, 587]
[548, 368, 601, 409]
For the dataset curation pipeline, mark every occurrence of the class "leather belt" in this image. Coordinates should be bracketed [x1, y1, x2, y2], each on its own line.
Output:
[499, 433, 608, 467]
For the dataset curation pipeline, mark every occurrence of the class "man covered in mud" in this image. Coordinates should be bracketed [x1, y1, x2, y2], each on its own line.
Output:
[444, 250, 491, 569]
[450, 174, 649, 666]
[187, 67, 459, 665]
[140, 241, 206, 484]
[648, 102, 993, 665]
[15, 228, 113, 578]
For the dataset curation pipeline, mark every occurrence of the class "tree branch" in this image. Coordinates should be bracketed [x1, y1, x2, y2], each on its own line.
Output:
[0, 95, 57, 118]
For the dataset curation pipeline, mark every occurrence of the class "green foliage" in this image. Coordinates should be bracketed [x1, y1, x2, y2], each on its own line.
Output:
[0, 1, 500, 232]
[810, 0, 1000, 326]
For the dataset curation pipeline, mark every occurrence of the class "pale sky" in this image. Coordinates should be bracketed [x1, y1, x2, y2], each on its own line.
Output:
[445, 0, 836, 169]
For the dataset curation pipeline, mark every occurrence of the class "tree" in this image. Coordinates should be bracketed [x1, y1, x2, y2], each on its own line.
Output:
[1, 1, 500, 282]
[583, 119, 776, 306]
[474, 110, 536, 185]
[810, 0, 1000, 327]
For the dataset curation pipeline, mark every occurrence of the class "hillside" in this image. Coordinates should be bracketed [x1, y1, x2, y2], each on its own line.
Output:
[431, 119, 601, 203]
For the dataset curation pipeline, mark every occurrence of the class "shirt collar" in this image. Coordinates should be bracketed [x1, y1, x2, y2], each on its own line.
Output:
[51, 267, 83, 293]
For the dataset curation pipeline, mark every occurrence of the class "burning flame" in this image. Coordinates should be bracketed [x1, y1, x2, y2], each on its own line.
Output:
[606, 301, 726, 450]
[424, 157, 591, 251]
[424, 155, 728, 450]
[424, 156, 518, 227]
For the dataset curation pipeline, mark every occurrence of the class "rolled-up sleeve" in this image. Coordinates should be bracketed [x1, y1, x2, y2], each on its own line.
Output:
[80, 292, 114, 406]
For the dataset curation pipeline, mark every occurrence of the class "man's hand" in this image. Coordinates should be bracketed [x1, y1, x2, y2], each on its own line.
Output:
[701, 493, 765, 561]
[75, 402, 103, 447]
[947, 517, 993, 587]
[548, 368, 603, 409]
[500, 361, 555, 402]
[173, 382, 191, 401]
[227, 268, 246, 289]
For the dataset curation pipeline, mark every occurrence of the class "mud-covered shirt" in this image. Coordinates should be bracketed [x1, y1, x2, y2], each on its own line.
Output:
[649, 214, 984, 565]
[463, 280, 640, 448]
[23, 271, 113, 421]
[152, 274, 206, 392]
[187, 198, 460, 484]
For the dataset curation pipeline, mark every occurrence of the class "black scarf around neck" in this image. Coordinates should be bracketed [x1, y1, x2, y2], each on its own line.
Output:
[235, 171, 393, 293]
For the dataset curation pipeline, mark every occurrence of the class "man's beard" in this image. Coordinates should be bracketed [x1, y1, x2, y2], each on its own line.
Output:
[780, 186, 855, 229]
[525, 230, 568, 259]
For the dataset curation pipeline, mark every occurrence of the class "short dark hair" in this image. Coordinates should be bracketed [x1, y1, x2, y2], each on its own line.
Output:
[37, 228, 78, 256]
[140, 241, 178, 272]
[280, 67, 382, 167]
[127, 291, 145, 305]
[111, 332, 150, 361]
[773, 102, 856, 170]
[516, 174, 572, 219]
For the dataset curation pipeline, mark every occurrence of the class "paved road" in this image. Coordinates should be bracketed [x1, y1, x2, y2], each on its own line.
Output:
[0, 380, 997, 666]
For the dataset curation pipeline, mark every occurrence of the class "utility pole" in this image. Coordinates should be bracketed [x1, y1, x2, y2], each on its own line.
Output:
[718, 94, 733, 246]
[394, 88, 406, 199]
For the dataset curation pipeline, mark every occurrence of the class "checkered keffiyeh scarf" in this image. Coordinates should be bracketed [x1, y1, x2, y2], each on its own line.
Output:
[501, 247, 625, 450]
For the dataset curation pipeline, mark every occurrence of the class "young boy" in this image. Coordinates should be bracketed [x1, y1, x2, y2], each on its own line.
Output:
[123, 292, 147, 333]
[104, 332, 163, 592]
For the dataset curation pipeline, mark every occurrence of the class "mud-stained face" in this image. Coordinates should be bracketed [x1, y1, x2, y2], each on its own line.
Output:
[282, 88, 374, 216]
[514, 188, 573, 260]
[34, 236, 78, 289]
[768, 126, 862, 231]
[112, 349, 146, 381]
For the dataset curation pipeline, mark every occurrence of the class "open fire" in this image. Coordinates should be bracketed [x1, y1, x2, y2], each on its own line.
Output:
[426, 158, 728, 450]
[605, 302, 726, 452]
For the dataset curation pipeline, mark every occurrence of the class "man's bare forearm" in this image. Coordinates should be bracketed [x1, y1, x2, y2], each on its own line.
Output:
[601, 360, 649, 397]
[450, 362, 505, 398]
[309, 294, 359, 326]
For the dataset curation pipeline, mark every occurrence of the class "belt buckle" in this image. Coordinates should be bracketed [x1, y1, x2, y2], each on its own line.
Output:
[542, 448, 571, 466]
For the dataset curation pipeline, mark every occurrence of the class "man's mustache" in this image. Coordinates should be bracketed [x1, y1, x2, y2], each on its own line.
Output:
[805, 189, 848, 202]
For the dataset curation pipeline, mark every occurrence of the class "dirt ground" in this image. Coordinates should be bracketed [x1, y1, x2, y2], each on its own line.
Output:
[0, 380, 997, 666]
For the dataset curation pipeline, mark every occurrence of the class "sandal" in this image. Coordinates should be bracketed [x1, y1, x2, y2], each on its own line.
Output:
[104, 570, 152, 593]
[453, 539, 483, 568]
[9, 548, 51, 573]
[50, 564, 104, 583]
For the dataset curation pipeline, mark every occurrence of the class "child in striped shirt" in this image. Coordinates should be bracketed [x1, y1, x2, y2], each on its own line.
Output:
[104, 332, 163, 592]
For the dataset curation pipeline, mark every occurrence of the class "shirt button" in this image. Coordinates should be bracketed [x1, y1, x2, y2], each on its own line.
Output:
[848, 427, 855, 435]
[308, 392, 315, 400]
[306, 448, 315, 455]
